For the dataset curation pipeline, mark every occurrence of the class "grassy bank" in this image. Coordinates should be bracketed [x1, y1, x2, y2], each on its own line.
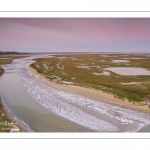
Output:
[31, 54, 150, 104]
[0, 55, 28, 132]
[0, 59, 11, 74]
[0, 55, 27, 74]
[0, 101, 17, 132]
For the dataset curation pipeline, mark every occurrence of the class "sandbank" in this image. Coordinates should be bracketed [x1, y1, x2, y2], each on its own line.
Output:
[30, 67, 150, 114]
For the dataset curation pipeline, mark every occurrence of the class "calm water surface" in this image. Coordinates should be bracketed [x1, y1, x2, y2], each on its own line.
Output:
[112, 60, 130, 63]
[0, 56, 92, 132]
[106, 67, 150, 76]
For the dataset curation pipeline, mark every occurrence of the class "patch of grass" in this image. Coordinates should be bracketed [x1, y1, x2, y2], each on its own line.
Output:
[0, 59, 12, 74]
[0, 55, 27, 74]
[0, 101, 13, 132]
[0, 67, 4, 75]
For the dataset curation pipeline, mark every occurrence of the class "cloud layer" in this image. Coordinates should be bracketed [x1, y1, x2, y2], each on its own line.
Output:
[0, 18, 150, 52]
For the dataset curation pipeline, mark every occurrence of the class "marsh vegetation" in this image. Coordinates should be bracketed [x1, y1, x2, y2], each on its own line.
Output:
[31, 54, 150, 103]
[0, 55, 27, 74]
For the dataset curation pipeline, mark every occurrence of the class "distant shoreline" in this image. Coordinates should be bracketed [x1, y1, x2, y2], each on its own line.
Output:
[1, 51, 150, 56]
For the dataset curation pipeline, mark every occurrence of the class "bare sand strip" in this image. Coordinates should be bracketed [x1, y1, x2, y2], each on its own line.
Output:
[30, 67, 150, 114]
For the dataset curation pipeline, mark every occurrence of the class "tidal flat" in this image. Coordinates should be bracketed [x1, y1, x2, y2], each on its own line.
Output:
[31, 54, 150, 103]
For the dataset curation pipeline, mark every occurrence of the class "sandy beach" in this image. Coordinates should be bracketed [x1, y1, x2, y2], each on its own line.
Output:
[30, 67, 150, 114]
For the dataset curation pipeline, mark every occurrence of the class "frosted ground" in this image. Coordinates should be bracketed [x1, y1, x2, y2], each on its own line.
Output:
[18, 67, 150, 132]
[17, 56, 150, 132]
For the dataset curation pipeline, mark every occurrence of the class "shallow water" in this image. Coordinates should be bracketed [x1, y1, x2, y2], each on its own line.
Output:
[106, 67, 150, 76]
[112, 60, 130, 63]
[138, 125, 150, 132]
[0, 56, 150, 132]
[0, 56, 93, 132]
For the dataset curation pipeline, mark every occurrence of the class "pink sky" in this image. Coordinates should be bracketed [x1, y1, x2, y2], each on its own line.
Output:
[0, 18, 150, 52]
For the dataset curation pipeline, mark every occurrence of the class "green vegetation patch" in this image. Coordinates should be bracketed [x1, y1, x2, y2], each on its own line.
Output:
[0, 101, 13, 132]
[31, 54, 150, 103]
[0, 55, 27, 74]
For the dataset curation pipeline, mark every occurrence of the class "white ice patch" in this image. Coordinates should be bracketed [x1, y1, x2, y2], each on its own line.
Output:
[100, 55, 109, 57]
[57, 63, 64, 70]
[93, 71, 110, 76]
[76, 66, 90, 69]
[72, 58, 77, 60]
[17, 68, 150, 132]
[61, 81, 73, 85]
[49, 75, 61, 80]
[112, 60, 130, 63]
[57, 57, 66, 59]
[50, 65, 53, 70]
[43, 64, 48, 69]
[93, 66, 100, 69]
[100, 60, 106, 62]
[36, 65, 39, 68]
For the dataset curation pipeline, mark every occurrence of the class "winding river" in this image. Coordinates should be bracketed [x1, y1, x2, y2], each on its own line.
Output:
[0, 55, 150, 132]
